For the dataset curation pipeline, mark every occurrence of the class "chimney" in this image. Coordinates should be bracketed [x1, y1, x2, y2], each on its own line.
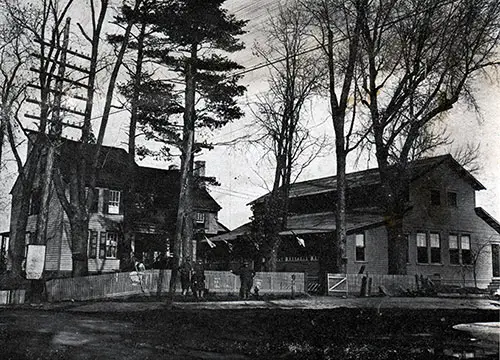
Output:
[194, 161, 206, 188]
[194, 161, 206, 178]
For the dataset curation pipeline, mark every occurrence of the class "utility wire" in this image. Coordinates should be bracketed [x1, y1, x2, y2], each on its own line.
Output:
[85, 0, 461, 124]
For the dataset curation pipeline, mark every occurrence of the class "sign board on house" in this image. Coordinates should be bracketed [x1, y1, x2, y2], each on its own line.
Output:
[25, 245, 46, 280]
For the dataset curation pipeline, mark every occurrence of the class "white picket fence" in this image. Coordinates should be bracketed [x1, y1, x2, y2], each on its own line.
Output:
[45, 270, 305, 302]
[0, 289, 26, 304]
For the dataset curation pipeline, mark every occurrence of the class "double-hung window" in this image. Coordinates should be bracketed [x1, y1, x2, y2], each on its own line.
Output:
[94, 231, 119, 259]
[430, 233, 441, 263]
[449, 234, 472, 265]
[461, 235, 472, 265]
[355, 233, 365, 262]
[195, 212, 205, 224]
[449, 234, 459, 264]
[108, 190, 121, 214]
[416, 232, 428, 263]
[106, 233, 118, 258]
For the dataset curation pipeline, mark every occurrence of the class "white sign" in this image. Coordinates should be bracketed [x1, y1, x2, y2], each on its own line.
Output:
[25, 245, 46, 280]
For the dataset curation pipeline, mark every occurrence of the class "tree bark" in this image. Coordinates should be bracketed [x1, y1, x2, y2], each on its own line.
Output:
[168, 43, 197, 300]
[69, 212, 89, 277]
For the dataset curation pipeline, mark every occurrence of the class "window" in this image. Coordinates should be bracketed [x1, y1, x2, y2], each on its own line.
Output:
[430, 233, 441, 263]
[195, 212, 205, 224]
[106, 233, 118, 258]
[461, 235, 472, 265]
[449, 234, 459, 264]
[449, 233, 472, 265]
[416, 232, 428, 263]
[430, 190, 441, 206]
[88, 231, 98, 258]
[92, 231, 118, 259]
[355, 233, 365, 262]
[107, 190, 121, 214]
[447, 192, 457, 207]
[99, 232, 106, 259]
[29, 189, 41, 215]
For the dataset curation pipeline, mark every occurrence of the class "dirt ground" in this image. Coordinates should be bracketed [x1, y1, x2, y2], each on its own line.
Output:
[0, 302, 498, 359]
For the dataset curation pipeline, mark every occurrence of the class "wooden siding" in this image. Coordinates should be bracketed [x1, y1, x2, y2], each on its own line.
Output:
[346, 227, 388, 275]
[405, 163, 500, 287]
[44, 188, 64, 271]
[338, 162, 500, 287]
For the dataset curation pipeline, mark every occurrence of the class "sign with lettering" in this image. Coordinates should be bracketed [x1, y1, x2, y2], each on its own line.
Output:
[25, 245, 46, 280]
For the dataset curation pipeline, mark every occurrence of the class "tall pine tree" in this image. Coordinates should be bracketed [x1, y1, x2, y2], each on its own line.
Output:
[144, 0, 247, 298]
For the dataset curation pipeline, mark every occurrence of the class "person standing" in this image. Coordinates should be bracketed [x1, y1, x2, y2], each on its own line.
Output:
[179, 257, 192, 296]
[192, 259, 206, 299]
[234, 261, 255, 300]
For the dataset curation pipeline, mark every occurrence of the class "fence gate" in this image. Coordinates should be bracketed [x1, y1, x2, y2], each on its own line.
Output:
[327, 273, 348, 296]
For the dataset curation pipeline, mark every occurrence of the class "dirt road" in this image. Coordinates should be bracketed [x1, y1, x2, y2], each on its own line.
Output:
[0, 297, 498, 359]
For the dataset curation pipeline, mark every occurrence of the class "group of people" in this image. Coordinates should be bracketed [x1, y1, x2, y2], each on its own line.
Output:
[179, 258, 257, 300]
[180, 257, 206, 298]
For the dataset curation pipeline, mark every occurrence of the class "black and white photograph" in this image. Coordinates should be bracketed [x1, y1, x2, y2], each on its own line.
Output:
[0, 0, 499, 359]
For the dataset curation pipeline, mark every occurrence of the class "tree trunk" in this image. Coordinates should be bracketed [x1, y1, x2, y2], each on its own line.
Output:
[9, 142, 42, 277]
[122, 21, 146, 269]
[379, 166, 408, 275]
[10, 186, 31, 277]
[168, 43, 197, 301]
[334, 140, 347, 273]
[386, 212, 406, 275]
[69, 212, 89, 277]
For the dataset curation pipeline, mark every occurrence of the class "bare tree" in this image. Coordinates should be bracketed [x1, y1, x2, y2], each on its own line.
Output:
[249, 0, 326, 271]
[356, 0, 500, 274]
[50, 0, 143, 276]
[304, 0, 365, 279]
[1, 0, 74, 277]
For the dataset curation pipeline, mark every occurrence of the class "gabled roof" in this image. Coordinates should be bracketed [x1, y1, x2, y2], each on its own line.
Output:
[13, 134, 221, 212]
[250, 154, 485, 205]
[135, 166, 221, 211]
[58, 139, 131, 188]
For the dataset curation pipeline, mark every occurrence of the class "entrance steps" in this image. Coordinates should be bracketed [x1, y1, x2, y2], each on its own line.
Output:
[487, 278, 500, 294]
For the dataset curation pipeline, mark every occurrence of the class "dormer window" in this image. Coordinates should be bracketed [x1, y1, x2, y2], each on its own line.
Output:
[430, 190, 441, 206]
[195, 212, 205, 224]
[106, 190, 121, 214]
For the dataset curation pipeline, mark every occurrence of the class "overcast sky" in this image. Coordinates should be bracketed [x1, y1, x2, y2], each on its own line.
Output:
[1, 0, 499, 233]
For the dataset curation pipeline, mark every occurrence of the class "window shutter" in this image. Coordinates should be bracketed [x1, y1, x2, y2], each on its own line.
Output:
[119, 190, 124, 214]
[99, 232, 106, 259]
[103, 189, 109, 214]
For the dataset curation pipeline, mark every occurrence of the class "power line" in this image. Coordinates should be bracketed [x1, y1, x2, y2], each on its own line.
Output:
[231, 0, 462, 79]
[82, 0, 462, 125]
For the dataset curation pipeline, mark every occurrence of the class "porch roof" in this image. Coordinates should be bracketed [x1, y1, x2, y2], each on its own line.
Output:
[475, 207, 500, 234]
[210, 211, 385, 242]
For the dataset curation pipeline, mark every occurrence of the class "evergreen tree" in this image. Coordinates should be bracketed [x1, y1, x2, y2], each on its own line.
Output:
[144, 0, 247, 299]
